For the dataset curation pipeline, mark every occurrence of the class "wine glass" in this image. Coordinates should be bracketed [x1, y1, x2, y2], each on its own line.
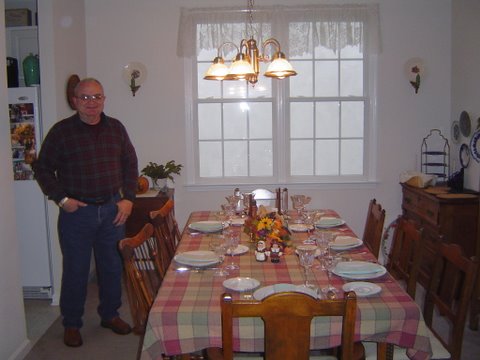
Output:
[209, 236, 229, 276]
[296, 244, 318, 290]
[321, 253, 339, 294]
[224, 229, 240, 270]
[291, 195, 312, 222]
[315, 231, 332, 270]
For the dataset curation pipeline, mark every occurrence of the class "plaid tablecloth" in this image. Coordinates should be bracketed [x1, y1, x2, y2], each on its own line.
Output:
[141, 211, 432, 360]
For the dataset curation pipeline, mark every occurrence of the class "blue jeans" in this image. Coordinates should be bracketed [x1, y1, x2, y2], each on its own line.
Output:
[58, 195, 124, 328]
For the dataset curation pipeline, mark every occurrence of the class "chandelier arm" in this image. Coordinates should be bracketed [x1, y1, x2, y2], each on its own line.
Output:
[261, 38, 282, 62]
[217, 41, 240, 59]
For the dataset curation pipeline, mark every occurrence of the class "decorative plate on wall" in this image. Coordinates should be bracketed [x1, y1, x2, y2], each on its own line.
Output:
[451, 121, 460, 144]
[470, 129, 480, 163]
[459, 110, 471, 137]
[460, 143, 470, 168]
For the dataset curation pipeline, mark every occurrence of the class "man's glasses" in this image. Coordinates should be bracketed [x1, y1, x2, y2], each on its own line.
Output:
[76, 94, 105, 101]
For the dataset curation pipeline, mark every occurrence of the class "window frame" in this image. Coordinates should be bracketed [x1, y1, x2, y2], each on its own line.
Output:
[182, 6, 379, 189]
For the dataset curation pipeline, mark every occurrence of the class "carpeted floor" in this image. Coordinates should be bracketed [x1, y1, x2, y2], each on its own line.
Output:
[23, 280, 140, 360]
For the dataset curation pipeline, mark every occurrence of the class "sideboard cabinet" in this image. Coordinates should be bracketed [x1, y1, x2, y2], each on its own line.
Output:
[401, 183, 479, 287]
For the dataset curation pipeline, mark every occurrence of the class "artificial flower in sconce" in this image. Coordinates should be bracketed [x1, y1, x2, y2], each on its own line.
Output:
[405, 58, 425, 94]
[122, 62, 147, 96]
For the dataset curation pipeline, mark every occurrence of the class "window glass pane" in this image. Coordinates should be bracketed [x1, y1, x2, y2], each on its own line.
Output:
[291, 102, 314, 138]
[250, 140, 273, 176]
[314, 44, 338, 59]
[249, 103, 272, 139]
[290, 61, 313, 97]
[341, 102, 364, 138]
[224, 103, 247, 139]
[315, 139, 339, 175]
[199, 141, 222, 177]
[340, 44, 362, 59]
[341, 139, 363, 175]
[291, 140, 313, 175]
[315, 60, 338, 97]
[198, 104, 221, 140]
[223, 81, 248, 99]
[198, 63, 221, 99]
[340, 60, 363, 96]
[225, 141, 248, 176]
[315, 102, 339, 138]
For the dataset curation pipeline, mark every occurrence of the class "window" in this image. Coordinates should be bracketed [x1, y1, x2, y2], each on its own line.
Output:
[178, 5, 380, 186]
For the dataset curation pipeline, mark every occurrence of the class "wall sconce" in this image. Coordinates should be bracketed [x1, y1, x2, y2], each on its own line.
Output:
[122, 62, 147, 96]
[405, 58, 425, 94]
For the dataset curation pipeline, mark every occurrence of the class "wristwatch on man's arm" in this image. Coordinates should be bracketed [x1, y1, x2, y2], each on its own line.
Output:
[58, 197, 69, 208]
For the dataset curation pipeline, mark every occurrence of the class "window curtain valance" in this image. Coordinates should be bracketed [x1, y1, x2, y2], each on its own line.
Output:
[177, 4, 381, 58]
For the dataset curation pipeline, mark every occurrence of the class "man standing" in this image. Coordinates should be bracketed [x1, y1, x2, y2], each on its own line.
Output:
[33, 78, 138, 347]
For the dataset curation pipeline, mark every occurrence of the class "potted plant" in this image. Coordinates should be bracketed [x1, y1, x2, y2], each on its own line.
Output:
[141, 160, 183, 192]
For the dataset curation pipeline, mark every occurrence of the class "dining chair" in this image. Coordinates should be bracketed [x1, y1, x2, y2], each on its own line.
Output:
[252, 188, 288, 214]
[206, 291, 361, 360]
[422, 242, 478, 360]
[150, 199, 180, 269]
[118, 223, 161, 335]
[362, 199, 386, 260]
[365, 242, 477, 360]
[385, 216, 424, 300]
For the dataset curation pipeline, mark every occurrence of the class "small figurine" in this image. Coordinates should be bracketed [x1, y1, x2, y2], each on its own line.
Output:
[255, 240, 267, 262]
[270, 240, 282, 263]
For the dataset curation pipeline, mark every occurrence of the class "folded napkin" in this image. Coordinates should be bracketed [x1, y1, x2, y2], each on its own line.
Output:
[335, 261, 383, 275]
[332, 236, 359, 247]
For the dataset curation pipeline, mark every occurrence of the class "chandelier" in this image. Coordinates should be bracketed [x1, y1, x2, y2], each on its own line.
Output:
[203, 0, 297, 85]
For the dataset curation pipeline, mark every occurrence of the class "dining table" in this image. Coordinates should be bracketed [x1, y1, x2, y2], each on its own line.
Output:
[140, 210, 433, 360]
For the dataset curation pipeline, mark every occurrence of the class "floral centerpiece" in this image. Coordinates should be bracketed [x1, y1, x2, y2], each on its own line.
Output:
[244, 205, 293, 254]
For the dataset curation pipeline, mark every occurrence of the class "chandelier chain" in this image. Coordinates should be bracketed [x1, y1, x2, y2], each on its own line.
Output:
[247, 0, 255, 38]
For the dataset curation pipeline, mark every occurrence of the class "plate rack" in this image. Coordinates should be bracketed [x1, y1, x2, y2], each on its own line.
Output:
[421, 129, 450, 181]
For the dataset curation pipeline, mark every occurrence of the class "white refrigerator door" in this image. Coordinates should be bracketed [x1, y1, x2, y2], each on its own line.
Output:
[9, 87, 53, 298]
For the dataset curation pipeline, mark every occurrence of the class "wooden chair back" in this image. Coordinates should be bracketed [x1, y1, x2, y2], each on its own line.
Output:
[252, 188, 288, 214]
[150, 199, 179, 269]
[219, 291, 357, 360]
[386, 216, 424, 299]
[423, 243, 479, 360]
[362, 199, 386, 259]
[118, 223, 161, 334]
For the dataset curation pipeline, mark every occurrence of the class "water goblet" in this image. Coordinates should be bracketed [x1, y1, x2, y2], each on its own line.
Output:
[224, 229, 240, 270]
[321, 254, 339, 294]
[296, 244, 318, 290]
[291, 195, 312, 222]
[209, 236, 229, 276]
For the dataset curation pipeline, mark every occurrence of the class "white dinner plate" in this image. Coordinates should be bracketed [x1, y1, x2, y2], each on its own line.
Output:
[289, 223, 314, 232]
[253, 283, 319, 300]
[333, 261, 387, 280]
[188, 221, 226, 233]
[223, 277, 260, 292]
[226, 244, 249, 256]
[330, 236, 363, 250]
[315, 217, 346, 228]
[342, 282, 382, 297]
[174, 250, 220, 267]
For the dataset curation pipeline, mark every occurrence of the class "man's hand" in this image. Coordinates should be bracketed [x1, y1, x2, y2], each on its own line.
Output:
[114, 199, 133, 226]
[62, 198, 87, 213]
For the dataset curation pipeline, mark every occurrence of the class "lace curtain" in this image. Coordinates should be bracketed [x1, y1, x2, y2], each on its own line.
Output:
[177, 4, 381, 58]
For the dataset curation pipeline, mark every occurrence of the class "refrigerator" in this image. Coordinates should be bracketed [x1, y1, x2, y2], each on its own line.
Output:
[8, 86, 53, 299]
